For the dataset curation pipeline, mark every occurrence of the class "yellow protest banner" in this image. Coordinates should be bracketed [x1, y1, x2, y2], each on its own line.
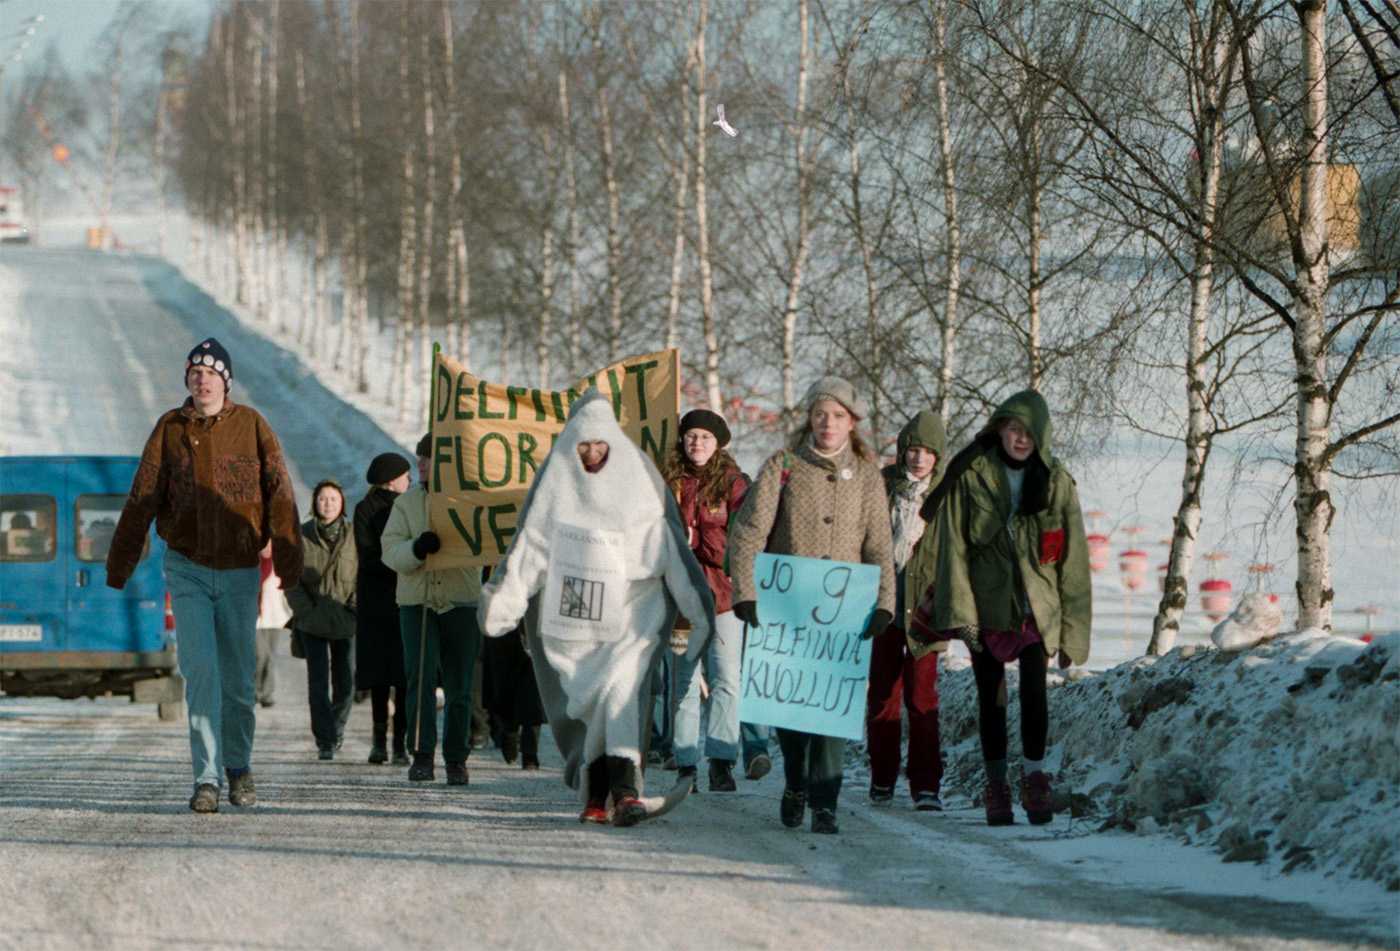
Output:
[425, 348, 680, 569]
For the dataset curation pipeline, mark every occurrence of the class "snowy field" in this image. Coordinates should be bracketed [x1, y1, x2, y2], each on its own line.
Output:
[2, 243, 1398, 948]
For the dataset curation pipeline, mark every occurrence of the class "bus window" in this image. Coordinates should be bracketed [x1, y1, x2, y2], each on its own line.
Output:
[76, 495, 144, 562]
[1, 494, 57, 562]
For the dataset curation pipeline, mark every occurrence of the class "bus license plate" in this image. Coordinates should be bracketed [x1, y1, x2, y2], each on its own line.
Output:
[0, 625, 43, 642]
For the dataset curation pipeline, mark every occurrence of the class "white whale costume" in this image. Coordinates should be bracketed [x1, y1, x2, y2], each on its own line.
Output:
[478, 390, 715, 803]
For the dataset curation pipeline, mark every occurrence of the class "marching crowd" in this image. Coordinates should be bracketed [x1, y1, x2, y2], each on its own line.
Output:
[105, 336, 1091, 834]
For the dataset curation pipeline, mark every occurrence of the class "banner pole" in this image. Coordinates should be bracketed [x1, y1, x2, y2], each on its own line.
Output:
[413, 341, 443, 759]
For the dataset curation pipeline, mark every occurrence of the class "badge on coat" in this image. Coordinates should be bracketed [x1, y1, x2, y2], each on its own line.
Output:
[539, 522, 626, 642]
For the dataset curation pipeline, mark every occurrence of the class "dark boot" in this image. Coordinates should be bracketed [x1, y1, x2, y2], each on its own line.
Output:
[708, 759, 737, 792]
[446, 761, 469, 786]
[408, 753, 435, 782]
[189, 783, 219, 814]
[368, 722, 388, 765]
[226, 769, 256, 807]
[780, 788, 806, 829]
[1020, 770, 1054, 825]
[984, 781, 1014, 826]
[677, 765, 699, 794]
[810, 807, 839, 834]
[501, 728, 520, 765]
[391, 732, 410, 767]
[521, 725, 540, 770]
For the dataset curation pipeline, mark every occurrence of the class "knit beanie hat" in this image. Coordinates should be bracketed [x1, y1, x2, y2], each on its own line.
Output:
[365, 452, 412, 486]
[679, 409, 731, 448]
[185, 337, 233, 390]
[803, 375, 868, 420]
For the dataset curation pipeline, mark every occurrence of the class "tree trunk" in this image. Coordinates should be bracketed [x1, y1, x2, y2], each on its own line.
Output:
[226, 10, 249, 306]
[418, 25, 436, 384]
[265, 0, 281, 332]
[932, 0, 959, 424]
[442, 2, 469, 366]
[599, 87, 624, 363]
[665, 40, 695, 353]
[393, 6, 418, 416]
[349, 1, 369, 393]
[780, 0, 814, 426]
[559, 68, 583, 376]
[1292, 0, 1334, 632]
[1149, 10, 1235, 656]
[694, 0, 722, 412]
[1026, 126, 1043, 389]
[249, 14, 266, 321]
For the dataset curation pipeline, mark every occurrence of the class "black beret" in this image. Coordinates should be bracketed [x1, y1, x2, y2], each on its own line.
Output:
[365, 452, 411, 486]
[415, 433, 433, 458]
[679, 409, 731, 448]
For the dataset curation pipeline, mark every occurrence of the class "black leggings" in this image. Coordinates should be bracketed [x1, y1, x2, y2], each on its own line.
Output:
[371, 684, 407, 744]
[586, 755, 640, 802]
[971, 645, 1048, 763]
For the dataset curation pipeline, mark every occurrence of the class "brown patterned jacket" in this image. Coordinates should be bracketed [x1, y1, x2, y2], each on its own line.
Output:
[106, 399, 303, 589]
[727, 441, 895, 614]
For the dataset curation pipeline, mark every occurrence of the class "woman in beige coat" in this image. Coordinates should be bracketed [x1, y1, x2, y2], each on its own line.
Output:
[727, 377, 895, 835]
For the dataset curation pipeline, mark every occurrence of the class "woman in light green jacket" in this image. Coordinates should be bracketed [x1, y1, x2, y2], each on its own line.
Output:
[924, 390, 1091, 827]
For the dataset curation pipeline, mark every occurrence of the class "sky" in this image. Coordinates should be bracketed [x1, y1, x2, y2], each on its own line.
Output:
[0, 0, 213, 77]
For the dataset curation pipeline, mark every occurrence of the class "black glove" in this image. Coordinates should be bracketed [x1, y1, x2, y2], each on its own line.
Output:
[732, 600, 760, 629]
[861, 609, 894, 640]
[412, 531, 442, 560]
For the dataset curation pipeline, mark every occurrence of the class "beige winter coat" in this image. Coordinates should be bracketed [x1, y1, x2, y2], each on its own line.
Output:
[381, 484, 482, 612]
[727, 441, 895, 615]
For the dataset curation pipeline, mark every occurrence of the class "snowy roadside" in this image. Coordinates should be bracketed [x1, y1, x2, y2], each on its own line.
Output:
[919, 632, 1400, 892]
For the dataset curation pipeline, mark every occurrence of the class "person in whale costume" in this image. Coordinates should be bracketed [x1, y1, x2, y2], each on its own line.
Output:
[477, 389, 716, 826]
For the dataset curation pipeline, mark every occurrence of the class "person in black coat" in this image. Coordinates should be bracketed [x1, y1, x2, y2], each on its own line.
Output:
[354, 453, 413, 765]
[480, 563, 545, 769]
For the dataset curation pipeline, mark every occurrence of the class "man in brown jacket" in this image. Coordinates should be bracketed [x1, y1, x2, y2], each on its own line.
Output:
[107, 337, 303, 814]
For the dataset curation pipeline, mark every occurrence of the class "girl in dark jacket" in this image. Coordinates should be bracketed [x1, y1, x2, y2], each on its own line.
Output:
[662, 409, 751, 792]
[354, 453, 413, 765]
[287, 480, 358, 760]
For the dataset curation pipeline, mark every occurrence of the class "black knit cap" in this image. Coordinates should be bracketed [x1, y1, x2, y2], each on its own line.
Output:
[415, 433, 433, 458]
[679, 409, 731, 448]
[365, 452, 411, 486]
[185, 337, 233, 389]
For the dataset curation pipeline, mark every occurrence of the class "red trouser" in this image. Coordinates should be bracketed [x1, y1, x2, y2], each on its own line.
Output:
[865, 627, 943, 796]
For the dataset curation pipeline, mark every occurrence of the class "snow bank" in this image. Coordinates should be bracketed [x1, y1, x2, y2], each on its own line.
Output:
[933, 632, 1400, 889]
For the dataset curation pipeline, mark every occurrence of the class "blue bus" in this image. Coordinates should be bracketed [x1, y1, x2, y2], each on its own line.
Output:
[0, 456, 183, 718]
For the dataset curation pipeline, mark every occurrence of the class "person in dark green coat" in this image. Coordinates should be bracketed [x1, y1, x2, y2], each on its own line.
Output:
[922, 390, 1091, 826]
[866, 409, 948, 810]
[286, 480, 359, 761]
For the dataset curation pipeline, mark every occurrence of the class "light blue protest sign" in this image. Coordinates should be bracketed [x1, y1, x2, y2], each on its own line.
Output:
[738, 553, 880, 741]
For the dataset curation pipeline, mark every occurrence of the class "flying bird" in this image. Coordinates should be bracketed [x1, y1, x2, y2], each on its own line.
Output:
[713, 104, 737, 138]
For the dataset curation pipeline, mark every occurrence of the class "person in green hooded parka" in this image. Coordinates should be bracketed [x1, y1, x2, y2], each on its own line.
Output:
[914, 390, 1091, 827]
[866, 410, 948, 811]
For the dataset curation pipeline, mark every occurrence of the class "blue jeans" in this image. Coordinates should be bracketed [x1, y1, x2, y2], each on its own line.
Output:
[165, 550, 261, 789]
[673, 612, 743, 767]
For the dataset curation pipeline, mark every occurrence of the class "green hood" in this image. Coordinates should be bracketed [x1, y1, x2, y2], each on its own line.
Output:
[896, 410, 947, 481]
[983, 389, 1053, 468]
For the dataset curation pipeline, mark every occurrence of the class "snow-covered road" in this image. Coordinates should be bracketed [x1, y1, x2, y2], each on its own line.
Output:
[1, 248, 1396, 950]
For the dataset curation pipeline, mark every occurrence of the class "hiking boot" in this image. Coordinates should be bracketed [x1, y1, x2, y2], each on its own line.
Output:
[913, 791, 944, 812]
[612, 796, 648, 827]
[227, 770, 256, 807]
[391, 741, 410, 767]
[317, 748, 334, 761]
[780, 788, 807, 828]
[708, 759, 737, 792]
[580, 800, 610, 824]
[745, 753, 772, 781]
[501, 730, 520, 765]
[408, 754, 435, 782]
[869, 783, 895, 806]
[811, 807, 839, 835]
[189, 783, 219, 814]
[984, 781, 1014, 826]
[677, 765, 699, 794]
[368, 724, 389, 764]
[446, 761, 469, 786]
[1021, 770, 1054, 825]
